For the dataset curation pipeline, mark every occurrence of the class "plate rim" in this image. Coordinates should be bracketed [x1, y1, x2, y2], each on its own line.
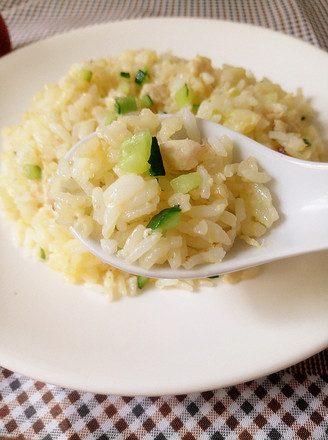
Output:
[0, 17, 327, 396]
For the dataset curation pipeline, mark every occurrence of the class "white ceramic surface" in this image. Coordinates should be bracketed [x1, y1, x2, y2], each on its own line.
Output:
[0, 18, 327, 396]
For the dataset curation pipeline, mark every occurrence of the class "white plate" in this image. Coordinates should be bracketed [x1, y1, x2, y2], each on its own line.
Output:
[0, 18, 327, 396]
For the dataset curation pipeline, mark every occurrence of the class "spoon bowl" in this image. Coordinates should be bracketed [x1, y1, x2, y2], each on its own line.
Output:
[66, 117, 328, 279]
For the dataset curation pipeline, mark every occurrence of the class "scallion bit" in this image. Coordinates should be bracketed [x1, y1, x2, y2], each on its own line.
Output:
[135, 68, 149, 85]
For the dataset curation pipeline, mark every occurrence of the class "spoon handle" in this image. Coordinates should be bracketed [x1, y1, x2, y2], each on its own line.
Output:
[267, 157, 328, 255]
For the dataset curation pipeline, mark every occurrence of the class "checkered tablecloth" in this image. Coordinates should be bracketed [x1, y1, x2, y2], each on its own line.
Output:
[0, 1, 328, 439]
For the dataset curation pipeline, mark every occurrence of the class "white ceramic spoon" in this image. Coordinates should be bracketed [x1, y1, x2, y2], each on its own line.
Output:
[66, 117, 328, 279]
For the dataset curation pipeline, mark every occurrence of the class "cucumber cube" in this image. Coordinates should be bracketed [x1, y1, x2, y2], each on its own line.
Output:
[118, 130, 152, 174]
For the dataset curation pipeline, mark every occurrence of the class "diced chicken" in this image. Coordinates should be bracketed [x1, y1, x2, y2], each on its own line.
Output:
[273, 119, 288, 132]
[190, 56, 214, 76]
[141, 83, 168, 104]
[160, 139, 203, 170]
[264, 103, 287, 119]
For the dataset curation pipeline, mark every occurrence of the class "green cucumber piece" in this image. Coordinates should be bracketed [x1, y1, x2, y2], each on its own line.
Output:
[115, 96, 137, 114]
[104, 114, 117, 125]
[191, 104, 200, 114]
[23, 164, 42, 180]
[78, 68, 93, 82]
[170, 172, 202, 194]
[147, 205, 181, 232]
[116, 80, 130, 95]
[39, 247, 46, 260]
[175, 83, 201, 109]
[139, 94, 153, 108]
[303, 137, 312, 147]
[118, 130, 152, 174]
[175, 83, 190, 108]
[148, 137, 165, 176]
[137, 276, 149, 289]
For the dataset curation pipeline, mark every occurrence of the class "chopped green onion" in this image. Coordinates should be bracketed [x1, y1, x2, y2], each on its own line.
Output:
[147, 206, 181, 232]
[23, 164, 42, 180]
[78, 68, 93, 82]
[118, 130, 152, 174]
[137, 276, 149, 289]
[104, 114, 117, 125]
[39, 247, 46, 260]
[303, 137, 312, 147]
[208, 275, 219, 279]
[139, 94, 153, 109]
[301, 115, 306, 121]
[120, 71, 130, 78]
[135, 68, 149, 85]
[170, 172, 202, 194]
[148, 137, 165, 177]
[115, 96, 138, 114]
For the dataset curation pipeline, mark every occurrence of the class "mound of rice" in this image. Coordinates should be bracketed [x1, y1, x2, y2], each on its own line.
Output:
[0, 49, 325, 299]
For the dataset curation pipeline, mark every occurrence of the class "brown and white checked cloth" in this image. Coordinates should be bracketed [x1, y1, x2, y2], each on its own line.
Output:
[0, 1, 328, 439]
[1, 0, 328, 51]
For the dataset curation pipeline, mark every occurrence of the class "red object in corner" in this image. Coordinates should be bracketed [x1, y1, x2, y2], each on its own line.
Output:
[0, 14, 12, 56]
